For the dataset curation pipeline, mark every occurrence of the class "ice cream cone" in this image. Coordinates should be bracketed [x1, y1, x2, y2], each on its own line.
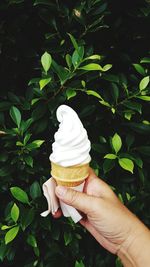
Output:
[51, 161, 89, 187]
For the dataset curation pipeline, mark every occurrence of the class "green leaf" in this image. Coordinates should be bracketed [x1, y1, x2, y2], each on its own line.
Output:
[116, 257, 123, 267]
[104, 154, 117, 159]
[0, 101, 11, 111]
[118, 158, 134, 173]
[68, 33, 79, 51]
[99, 99, 111, 107]
[79, 63, 103, 71]
[20, 208, 35, 231]
[65, 54, 72, 69]
[52, 60, 71, 85]
[9, 0, 24, 3]
[28, 78, 40, 86]
[85, 55, 101, 61]
[102, 64, 112, 71]
[138, 168, 145, 186]
[88, 14, 107, 31]
[123, 101, 142, 114]
[126, 134, 135, 149]
[64, 231, 72, 246]
[34, 247, 40, 257]
[30, 181, 42, 199]
[124, 122, 150, 134]
[66, 89, 77, 100]
[119, 73, 128, 87]
[99, 136, 107, 144]
[33, 0, 54, 6]
[139, 76, 150, 91]
[41, 52, 52, 73]
[119, 153, 142, 169]
[103, 159, 115, 174]
[111, 107, 115, 114]
[132, 64, 146, 76]
[20, 118, 33, 133]
[75, 260, 85, 267]
[31, 117, 48, 134]
[16, 141, 24, 147]
[92, 144, 107, 154]
[91, 2, 108, 15]
[0, 166, 12, 177]
[136, 96, 150, 101]
[60, 39, 65, 46]
[124, 110, 134, 121]
[140, 57, 150, 64]
[51, 225, 60, 240]
[72, 46, 84, 68]
[72, 50, 81, 68]
[31, 98, 40, 105]
[11, 203, 20, 223]
[26, 140, 44, 150]
[0, 243, 7, 261]
[10, 187, 29, 204]
[24, 133, 32, 145]
[112, 133, 122, 154]
[10, 106, 21, 128]
[24, 155, 33, 167]
[111, 83, 119, 102]
[80, 63, 112, 71]
[92, 143, 107, 154]
[86, 90, 102, 99]
[81, 80, 86, 88]
[33, 140, 45, 147]
[27, 234, 37, 248]
[142, 120, 150, 125]
[1, 225, 14, 230]
[133, 156, 143, 168]
[8, 92, 20, 103]
[39, 77, 51, 90]
[5, 226, 19, 245]
[32, 102, 47, 121]
[103, 74, 119, 83]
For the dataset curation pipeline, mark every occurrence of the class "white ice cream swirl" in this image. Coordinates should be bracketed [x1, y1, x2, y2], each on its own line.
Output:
[49, 105, 91, 167]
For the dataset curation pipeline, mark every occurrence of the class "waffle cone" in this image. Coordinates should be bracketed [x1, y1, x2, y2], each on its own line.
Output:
[51, 161, 89, 187]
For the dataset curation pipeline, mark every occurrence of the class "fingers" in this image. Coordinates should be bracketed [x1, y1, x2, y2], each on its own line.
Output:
[55, 186, 96, 214]
[85, 168, 114, 199]
[84, 177, 103, 197]
[54, 167, 116, 218]
[52, 208, 62, 219]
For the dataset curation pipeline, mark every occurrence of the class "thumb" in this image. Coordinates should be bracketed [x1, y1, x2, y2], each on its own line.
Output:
[55, 185, 94, 214]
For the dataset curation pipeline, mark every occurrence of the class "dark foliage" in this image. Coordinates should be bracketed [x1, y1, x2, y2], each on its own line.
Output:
[0, 1, 150, 266]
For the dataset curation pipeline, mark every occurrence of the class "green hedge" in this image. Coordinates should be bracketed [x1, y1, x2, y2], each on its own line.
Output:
[0, 1, 150, 266]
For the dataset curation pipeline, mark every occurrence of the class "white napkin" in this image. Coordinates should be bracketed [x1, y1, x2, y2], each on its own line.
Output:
[40, 177, 85, 223]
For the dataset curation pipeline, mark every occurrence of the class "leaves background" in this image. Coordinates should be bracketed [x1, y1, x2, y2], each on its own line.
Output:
[0, 0, 150, 266]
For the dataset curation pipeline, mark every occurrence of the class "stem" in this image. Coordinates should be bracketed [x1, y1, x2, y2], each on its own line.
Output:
[46, 85, 66, 103]
[115, 91, 141, 107]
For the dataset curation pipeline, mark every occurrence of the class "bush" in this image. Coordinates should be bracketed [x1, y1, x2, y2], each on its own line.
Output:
[0, 1, 150, 266]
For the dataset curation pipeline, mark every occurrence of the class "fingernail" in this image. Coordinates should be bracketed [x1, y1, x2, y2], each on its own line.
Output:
[56, 186, 67, 197]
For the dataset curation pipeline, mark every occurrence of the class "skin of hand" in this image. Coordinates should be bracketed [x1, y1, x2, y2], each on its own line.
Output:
[55, 168, 150, 267]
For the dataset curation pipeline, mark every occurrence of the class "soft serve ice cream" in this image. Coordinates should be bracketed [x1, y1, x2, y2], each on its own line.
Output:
[50, 105, 91, 167]
[50, 105, 91, 186]
[41, 105, 91, 222]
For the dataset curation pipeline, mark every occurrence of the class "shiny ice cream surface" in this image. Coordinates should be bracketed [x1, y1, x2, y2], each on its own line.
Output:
[49, 105, 91, 167]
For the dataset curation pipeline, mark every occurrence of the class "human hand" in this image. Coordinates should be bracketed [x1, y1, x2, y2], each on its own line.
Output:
[55, 168, 135, 253]
[55, 168, 150, 266]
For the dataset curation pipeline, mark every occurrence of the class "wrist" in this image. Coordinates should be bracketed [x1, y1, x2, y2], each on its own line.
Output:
[118, 219, 150, 267]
